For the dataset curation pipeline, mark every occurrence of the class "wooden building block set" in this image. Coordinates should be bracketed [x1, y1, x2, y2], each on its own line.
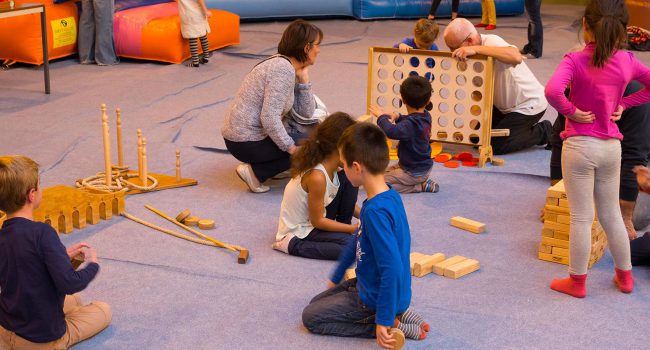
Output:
[410, 252, 480, 279]
[538, 180, 608, 268]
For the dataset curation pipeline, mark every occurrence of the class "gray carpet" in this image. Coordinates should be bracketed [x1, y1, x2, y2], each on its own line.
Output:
[1, 3, 650, 349]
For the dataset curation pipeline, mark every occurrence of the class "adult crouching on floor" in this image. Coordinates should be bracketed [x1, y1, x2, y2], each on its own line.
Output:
[221, 19, 322, 193]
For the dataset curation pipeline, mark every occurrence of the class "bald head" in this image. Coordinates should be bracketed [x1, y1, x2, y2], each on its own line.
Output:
[443, 18, 479, 51]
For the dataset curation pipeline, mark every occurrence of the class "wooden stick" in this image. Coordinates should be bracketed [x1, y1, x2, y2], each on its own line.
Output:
[121, 212, 219, 247]
[145, 204, 237, 252]
[175, 149, 181, 182]
[101, 104, 112, 186]
[137, 129, 143, 179]
[116, 107, 124, 167]
[142, 137, 148, 187]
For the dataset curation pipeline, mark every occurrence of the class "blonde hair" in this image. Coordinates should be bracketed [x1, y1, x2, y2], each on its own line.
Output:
[0, 155, 39, 214]
[414, 19, 439, 45]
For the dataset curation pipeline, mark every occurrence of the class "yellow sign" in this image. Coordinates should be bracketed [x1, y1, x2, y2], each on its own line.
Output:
[51, 17, 77, 49]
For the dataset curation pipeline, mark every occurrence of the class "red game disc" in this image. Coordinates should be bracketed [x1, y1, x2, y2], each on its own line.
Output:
[457, 152, 473, 162]
[435, 153, 452, 163]
[444, 161, 460, 168]
[462, 161, 478, 167]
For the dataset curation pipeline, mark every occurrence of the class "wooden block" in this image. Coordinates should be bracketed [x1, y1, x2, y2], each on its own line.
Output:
[176, 209, 191, 223]
[541, 228, 554, 238]
[552, 247, 569, 257]
[547, 180, 567, 199]
[491, 157, 505, 166]
[490, 129, 510, 137]
[538, 244, 552, 254]
[546, 197, 559, 206]
[183, 216, 200, 226]
[556, 215, 570, 225]
[198, 219, 215, 230]
[545, 204, 570, 214]
[237, 249, 249, 264]
[558, 199, 569, 208]
[344, 268, 356, 281]
[538, 252, 569, 265]
[433, 256, 467, 275]
[410, 252, 429, 274]
[541, 236, 569, 249]
[544, 220, 570, 233]
[450, 216, 485, 234]
[554, 232, 570, 241]
[543, 212, 558, 222]
[413, 253, 446, 277]
[443, 258, 480, 279]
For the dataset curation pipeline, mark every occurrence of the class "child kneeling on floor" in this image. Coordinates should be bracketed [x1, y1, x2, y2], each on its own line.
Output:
[273, 112, 360, 260]
[370, 75, 438, 194]
[0, 156, 111, 349]
[302, 123, 428, 350]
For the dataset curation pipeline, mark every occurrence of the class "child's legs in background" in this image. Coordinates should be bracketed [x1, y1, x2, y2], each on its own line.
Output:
[302, 278, 377, 338]
[385, 166, 429, 193]
[188, 37, 199, 65]
[592, 139, 632, 271]
[562, 136, 598, 275]
[325, 170, 359, 223]
[288, 229, 352, 260]
[199, 35, 211, 57]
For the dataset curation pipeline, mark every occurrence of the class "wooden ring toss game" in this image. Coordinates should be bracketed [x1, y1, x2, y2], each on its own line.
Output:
[367, 47, 496, 167]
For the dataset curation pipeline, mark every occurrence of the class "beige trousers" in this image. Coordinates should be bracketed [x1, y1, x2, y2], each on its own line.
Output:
[385, 165, 430, 193]
[0, 294, 111, 350]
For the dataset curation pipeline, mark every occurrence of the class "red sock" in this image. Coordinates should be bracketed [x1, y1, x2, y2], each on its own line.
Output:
[614, 268, 633, 293]
[550, 274, 587, 298]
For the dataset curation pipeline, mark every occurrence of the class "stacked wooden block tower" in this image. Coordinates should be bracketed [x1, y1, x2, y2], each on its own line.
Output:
[539, 180, 608, 268]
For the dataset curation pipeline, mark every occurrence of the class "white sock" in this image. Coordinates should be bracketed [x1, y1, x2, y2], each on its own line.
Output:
[272, 234, 293, 254]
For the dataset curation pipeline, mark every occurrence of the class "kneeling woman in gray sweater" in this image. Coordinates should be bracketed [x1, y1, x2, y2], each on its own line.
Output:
[221, 19, 322, 193]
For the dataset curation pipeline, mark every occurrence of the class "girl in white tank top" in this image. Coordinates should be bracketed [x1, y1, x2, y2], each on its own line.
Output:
[273, 113, 360, 260]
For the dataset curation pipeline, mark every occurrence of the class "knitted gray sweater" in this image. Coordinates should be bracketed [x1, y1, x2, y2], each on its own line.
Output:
[221, 56, 315, 152]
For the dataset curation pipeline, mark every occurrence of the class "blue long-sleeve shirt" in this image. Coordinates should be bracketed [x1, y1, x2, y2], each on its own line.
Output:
[0, 218, 99, 343]
[331, 188, 411, 326]
[393, 38, 439, 51]
[377, 111, 433, 176]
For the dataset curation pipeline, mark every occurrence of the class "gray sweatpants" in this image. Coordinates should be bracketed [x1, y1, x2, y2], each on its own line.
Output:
[78, 0, 119, 65]
[385, 165, 429, 193]
[562, 136, 632, 275]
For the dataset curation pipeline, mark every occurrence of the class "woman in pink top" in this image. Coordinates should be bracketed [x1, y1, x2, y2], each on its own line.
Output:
[544, 0, 650, 298]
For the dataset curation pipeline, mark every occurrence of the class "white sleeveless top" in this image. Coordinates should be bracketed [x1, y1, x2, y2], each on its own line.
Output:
[276, 164, 340, 241]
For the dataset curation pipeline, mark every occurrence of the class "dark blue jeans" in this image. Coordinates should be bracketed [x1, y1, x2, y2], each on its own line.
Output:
[302, 278, 377, 338]
[523, 0, 543, 57]
[288, 170, 358, 260]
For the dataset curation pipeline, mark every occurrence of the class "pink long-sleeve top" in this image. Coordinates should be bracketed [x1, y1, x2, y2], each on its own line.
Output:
[545, 43, 650, 140]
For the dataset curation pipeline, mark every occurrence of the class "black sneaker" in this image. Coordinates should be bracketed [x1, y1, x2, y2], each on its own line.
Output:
[186, 62, 199, 68]
[199, 56, 209, 64]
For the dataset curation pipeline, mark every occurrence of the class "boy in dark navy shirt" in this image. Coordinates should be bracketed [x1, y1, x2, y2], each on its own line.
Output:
[302, 124, 429, 349]
[0, 155, 111, 349]
[371, 75, 438, 194]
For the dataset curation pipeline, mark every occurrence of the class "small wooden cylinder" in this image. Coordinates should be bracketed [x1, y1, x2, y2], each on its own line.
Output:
[116, 107, 124, 167]
[198, 219, 215, 230]
[175, 209, 191, 223]
[137, 129, 143, 179]
[101, 104, 112, 186]
[184, 216, 200, 226]
[142, 137, 148, 187]
[175, 149, 181, 182]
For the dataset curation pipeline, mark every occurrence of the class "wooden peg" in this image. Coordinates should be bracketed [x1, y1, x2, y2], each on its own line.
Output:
[101, 104, 112, 186]
[142, 137, 148, 187]
[116, 107, 124, 167]
[137, 129, 143, 179]
[175, 149, 181, 182]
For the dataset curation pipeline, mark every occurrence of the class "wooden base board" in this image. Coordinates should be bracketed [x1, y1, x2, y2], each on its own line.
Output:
[124, 171, 197, 195]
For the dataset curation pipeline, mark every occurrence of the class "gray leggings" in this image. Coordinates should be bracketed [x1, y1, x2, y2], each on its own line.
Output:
[562, 136, 632, 275]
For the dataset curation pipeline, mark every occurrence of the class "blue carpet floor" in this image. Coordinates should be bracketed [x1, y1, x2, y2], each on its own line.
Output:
[1, 3, 650, 349]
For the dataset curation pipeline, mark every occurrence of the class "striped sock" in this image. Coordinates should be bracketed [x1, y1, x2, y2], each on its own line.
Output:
[393, 319, 426, 340]
[199, 35, 212, 58]
[422, 179, 439, 193]
[398, 309, 430, 332]
[188, 38, 199, 66]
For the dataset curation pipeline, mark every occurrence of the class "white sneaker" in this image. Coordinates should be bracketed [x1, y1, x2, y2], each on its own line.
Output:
[272, 234, 293, 254]
[236, 164, 270, 193]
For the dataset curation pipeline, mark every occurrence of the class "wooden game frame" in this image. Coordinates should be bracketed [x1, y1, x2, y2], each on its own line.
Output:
[367, 47, 496, 167]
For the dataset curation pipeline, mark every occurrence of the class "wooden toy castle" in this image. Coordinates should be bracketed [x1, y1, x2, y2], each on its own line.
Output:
[539, 180, 607, 268]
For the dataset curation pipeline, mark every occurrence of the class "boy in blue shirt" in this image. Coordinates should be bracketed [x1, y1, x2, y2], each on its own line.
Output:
[302, 123, 428, 349]
[394, 19, 439, 53]
[370, 75, 437, 194]
[0, 155, 111, 349]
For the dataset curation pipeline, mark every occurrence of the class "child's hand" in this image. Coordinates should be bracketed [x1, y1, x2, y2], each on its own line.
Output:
[452, 46, 477, 61]
[348, 222, 360, 234]
[610, 105, 624, 122]
[387, 112, 399, 122]
[568, 108, 595, 123]
[398, 43, 412, 53]
[66, 242, 89, 259]
[327, 280, 337, 289]
[375, 325, 396, 349]
[86, 247, 98, 264]
[633, 166, 650, 194]
[369, 105, 384, 117]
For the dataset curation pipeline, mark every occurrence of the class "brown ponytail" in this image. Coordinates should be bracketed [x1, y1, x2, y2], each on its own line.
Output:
[583, 0, 629, 68]
[290, 112, 356, 178]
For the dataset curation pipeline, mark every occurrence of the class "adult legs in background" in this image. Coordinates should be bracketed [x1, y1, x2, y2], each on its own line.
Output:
[225, 138, 291, 183]
[78, 0, 118, 65]
[523, 0, 543, 57]
[302, 278, 377, 338]
[491, 108, 551, 155]
[78, 0, 96, 64]
[429, 0, 459, 20]
[483, 0, 497, 26]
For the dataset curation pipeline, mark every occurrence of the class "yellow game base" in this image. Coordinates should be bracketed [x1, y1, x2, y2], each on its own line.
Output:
[124, 171, 198, 195]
